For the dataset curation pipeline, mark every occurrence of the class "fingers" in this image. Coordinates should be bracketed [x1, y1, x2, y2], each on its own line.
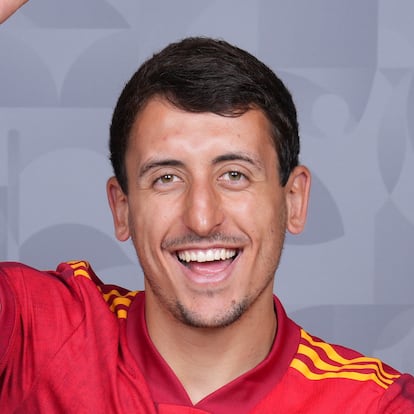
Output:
[0, 0, 29, 24]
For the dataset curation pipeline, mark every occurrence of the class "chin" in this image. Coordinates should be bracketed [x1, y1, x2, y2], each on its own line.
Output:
[174, 297, 249, 329]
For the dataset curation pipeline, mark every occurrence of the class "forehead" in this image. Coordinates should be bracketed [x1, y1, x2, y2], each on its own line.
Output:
[127, 98, 277, 163]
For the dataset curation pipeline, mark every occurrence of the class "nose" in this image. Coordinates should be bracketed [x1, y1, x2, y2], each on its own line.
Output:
[182, 180, 225, 236]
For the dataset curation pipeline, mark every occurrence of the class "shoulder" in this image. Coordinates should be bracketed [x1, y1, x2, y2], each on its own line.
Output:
[0, 261, 90, 378]
[0, 261, 142, 409]
[292, 328, 401, 388]
[0, 260, 139, 366]
[287, 328, 414, 412]
[0, 260, 99, 306]
[0, 261, 96, 334]
[0, 259, 89, 287]
[0, 260, 139, 322]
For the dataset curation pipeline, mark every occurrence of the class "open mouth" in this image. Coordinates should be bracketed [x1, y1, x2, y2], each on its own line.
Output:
[176, 248, 238, 266]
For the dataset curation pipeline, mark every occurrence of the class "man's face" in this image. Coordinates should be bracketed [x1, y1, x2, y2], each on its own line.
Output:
[108, 98, 309, 329]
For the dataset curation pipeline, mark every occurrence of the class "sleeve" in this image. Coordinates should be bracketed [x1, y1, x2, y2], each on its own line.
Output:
[0, 267, 16, 364]
[378, 374, 414, 413]
[0, 262, 85, 410]
[0, 263, 27, 408]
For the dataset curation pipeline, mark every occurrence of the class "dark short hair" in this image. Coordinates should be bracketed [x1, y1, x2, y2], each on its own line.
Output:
[110, 36, 299, 193]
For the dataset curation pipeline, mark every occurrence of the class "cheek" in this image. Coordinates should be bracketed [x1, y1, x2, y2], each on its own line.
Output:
[131, 197, 180, 245]
[230, 191, 285, 229]
[226, 191, 259, 217]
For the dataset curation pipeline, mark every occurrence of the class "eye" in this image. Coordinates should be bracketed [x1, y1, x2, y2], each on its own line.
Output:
[218, 170, 249, 189]
[151, 172, 183, 191]
[157, 174, 178, 184]
[223, 171, 246, 181]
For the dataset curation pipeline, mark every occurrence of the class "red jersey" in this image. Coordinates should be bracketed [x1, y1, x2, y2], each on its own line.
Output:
[1, 261, 413, 413]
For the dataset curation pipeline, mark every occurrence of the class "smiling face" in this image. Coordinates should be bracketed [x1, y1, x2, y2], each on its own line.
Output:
[107, 98, 310, 329]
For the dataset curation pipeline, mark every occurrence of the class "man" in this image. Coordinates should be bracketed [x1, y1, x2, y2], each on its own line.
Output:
[1, 37, 414, 413]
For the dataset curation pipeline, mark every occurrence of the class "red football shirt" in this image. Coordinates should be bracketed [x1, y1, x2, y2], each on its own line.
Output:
[1, 260, 413, 413]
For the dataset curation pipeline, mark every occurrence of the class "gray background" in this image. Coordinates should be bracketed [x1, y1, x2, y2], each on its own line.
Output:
[1, 0, 413, 373]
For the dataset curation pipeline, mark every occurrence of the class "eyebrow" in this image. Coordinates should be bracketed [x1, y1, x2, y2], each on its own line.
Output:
[212, 152, 264, 170]
[139, 159, 185, 177]
[139, 152, 264, 177]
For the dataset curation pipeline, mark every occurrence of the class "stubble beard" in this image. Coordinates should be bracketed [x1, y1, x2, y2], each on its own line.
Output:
[173, 274, 278, 329]
[175, 296, 250, 329]
[141, 248, 280, 330]
[131, 207, 287, 330]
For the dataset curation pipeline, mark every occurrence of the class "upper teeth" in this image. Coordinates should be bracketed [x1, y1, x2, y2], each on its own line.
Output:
[177, 248, 236, 263]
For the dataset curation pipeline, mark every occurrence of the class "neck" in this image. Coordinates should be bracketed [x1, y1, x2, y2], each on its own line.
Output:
[146, 294, 277, 404]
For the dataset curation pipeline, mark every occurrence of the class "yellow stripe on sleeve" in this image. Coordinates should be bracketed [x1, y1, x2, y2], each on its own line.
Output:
[67, 261, 138, 319]
[297, 344, 394, 387]
[291, 358, 389, 389]
[301, 330, 399, 381]
[290, 329, 401, 388]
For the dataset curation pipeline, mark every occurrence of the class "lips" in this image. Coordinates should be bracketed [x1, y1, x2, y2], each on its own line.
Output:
[175, 247, 239, 279]
[177, 248, 237, 263]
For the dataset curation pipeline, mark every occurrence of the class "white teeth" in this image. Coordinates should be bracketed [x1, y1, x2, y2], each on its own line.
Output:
[177, 248, 237, 263]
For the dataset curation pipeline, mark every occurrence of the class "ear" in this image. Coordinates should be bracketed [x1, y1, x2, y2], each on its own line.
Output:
[106, 176, 130, 241]
[285, 166, 311, 234]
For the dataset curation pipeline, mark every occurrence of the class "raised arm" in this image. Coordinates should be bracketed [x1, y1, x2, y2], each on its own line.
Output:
[0, 0, 29, 24]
